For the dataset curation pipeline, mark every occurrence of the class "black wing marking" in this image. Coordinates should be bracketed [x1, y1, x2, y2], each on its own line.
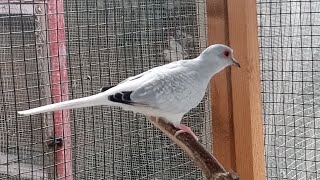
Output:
[104, 71, 152, 105]
[100, 86, 114, 92]
[108, 91, 133, 105]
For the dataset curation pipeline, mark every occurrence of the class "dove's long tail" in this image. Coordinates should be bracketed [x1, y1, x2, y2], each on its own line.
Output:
[18, 93, 110, 116]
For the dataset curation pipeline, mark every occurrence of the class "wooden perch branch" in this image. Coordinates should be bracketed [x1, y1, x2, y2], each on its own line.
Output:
[147, 116, 239, 180]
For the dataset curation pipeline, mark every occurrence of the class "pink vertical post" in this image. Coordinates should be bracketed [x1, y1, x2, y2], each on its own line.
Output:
[47, 0, 73, 179]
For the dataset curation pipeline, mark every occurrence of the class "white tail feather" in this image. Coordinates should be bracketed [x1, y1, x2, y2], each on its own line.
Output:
[18, 93, 109, 116]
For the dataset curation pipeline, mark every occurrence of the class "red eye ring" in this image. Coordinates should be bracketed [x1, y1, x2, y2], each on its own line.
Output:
[224, 51, 230, 57]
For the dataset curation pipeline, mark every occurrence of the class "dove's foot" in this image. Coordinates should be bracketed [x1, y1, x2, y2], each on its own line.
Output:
[174, 124, 198, 141]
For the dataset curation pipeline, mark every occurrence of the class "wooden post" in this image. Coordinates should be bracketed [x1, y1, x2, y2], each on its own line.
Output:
[47, 0, 73, 179]
[207, 0, 266, 179]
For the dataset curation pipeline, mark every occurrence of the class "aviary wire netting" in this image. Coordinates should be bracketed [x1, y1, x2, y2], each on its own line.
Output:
[0, 0, 210, 179]
[258, 0, 320, 179]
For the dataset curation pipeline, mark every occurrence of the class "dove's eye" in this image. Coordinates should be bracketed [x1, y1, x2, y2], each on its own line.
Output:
[223, 50, 230, 57]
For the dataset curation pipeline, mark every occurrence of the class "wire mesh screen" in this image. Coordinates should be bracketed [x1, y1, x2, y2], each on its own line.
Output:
[257, 1, 320, 179]
[0, 0, 210, 179]
[0, 3, 53, 179]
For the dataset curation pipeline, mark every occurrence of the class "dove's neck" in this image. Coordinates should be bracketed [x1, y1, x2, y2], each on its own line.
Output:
[195, 55, 226, 78]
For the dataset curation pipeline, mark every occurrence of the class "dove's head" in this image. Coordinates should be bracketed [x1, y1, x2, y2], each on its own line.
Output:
[199, 44, 240, 74]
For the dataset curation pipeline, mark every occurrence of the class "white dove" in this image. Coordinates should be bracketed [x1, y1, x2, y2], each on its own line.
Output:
[18, 44, 240, 140]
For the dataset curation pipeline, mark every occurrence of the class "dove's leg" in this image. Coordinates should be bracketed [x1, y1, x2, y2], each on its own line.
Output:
[174, 124, 198, 141]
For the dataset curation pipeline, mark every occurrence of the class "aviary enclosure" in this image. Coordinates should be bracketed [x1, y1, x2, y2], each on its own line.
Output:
[0, 0, 318, 179]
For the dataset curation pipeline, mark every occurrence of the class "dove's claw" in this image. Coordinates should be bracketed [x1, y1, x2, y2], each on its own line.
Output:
[174, 124, 198, 141]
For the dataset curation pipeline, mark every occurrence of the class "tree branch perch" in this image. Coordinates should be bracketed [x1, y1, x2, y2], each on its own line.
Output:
[147, 116, 239, 180]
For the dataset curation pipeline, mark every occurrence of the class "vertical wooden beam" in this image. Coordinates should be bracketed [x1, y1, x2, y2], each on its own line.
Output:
[207, 0, 236, 171]
[207, 0, 266, 179]
[227, 0, 266, 179]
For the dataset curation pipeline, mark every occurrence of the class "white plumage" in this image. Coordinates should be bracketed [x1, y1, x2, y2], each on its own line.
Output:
[18, 44, 240, 139]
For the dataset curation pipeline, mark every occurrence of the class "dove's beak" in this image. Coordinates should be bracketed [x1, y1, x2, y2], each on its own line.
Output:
[232, 58, 241, 68]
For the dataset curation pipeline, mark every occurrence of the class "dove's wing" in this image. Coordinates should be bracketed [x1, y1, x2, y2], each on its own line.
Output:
[106, 60, 209, 115]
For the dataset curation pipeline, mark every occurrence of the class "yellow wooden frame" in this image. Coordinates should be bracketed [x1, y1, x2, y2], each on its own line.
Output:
[207, 0, 266, 179]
